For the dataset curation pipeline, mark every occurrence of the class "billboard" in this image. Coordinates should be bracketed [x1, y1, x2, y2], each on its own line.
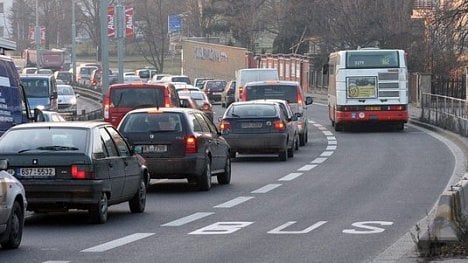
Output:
[108, 5, 134, 39]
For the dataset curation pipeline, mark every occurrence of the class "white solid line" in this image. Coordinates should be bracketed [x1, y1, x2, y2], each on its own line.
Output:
[278, 172, 303, 181]
[326, 146, 337, 150]
[311, 157, 327, 164]
[214, 196, 254, 208]
[251, 184, 282, 194]
[298, 164, 317, 171]
[321, 151, 334, 157]
[81, 233, 155, 253]
[322, 131, 333, 136]
[162, 212, 214, 227]
[308, 120, 316, 124]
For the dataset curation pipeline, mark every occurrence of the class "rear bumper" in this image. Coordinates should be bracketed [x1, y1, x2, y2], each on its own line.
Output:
[21, 180, 106, 210]
[224, 133, 287, 154]
[144, 155, 205, 179]
[335, 110, 408, 123]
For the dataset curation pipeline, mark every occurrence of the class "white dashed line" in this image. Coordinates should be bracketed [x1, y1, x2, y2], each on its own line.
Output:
[328, 140, 337, 145]
[320, 151, 334, 157]
[81, 233, 155, 253]
[326, 146, 337, 151]
[278, 172, 303, 181]
[311, 157, 327, 164]
[214, 196, 254, 208]
[297, 164, 318, 171]
[322, 131, 334, 136]
[251, 184, 282, 193]
[162, 212, 214, 227]
[326, 136, 337, 141]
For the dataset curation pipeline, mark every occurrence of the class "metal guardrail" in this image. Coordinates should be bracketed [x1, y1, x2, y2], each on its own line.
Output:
[421, 93, 468, 137]
[73, 86, 104, 121]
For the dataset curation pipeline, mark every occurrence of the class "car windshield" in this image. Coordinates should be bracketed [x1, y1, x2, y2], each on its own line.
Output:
[227, 104, 277, 118]
[58, 85, 74, 95]
[21, 78, 50, 97]
[111, 87, 164, 108]
[245, 85, 298, 103]
[172, 77, 191, 84]
[0, 128, 88, 153]
[120, 112, 183, 133]
[205, 80, 226, 91]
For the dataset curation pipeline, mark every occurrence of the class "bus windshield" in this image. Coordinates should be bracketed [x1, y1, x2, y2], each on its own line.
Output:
[21, 78, 50, 97]
[346, 51, 399, 69]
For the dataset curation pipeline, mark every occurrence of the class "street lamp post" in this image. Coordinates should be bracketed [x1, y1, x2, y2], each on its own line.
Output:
[35, 0, 41, 68]
[72, 0, 76, 83]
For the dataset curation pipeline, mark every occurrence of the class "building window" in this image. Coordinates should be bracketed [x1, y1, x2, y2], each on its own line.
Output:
[414, 0, 435, 9]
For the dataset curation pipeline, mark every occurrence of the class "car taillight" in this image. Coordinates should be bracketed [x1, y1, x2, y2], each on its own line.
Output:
[297, 90, 303, 105]
[273, 119, 286, 131]
[219, 120, 231, 133]
[388, 105, 406, 111]
[240, 87, 246, 101]
[185, 135, 197, 153]
[202, 103, 211, 111]
[103, 97, 110, 119]
[164, 97, 171, 107]
[71, 165, 95, 179]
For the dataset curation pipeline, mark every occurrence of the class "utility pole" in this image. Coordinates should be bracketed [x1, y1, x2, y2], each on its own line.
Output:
[35, 0, 41, 68]
[115, 0, 125, 84]
[100, 0, 110, 96]
[72, 0, 76, 84]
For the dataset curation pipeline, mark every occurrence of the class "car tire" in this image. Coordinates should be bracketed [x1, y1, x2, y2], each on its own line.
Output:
[287, 140, 294, 158]
[89, 193, 108, 224]
[197, 159, 212, 191]
[295, 134, 300, 151]
[334, 122, 344, 132]
[217, 157, 231, 185]
[278, 150, 288, 161]
[0, 200, 23, 249]
[129, 179, 146, 213]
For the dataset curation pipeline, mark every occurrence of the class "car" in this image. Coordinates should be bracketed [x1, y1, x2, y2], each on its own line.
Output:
[35, 68, 53, 75]
[203, 80, 227, 103]
[149, 74, 171, 83]
[179, 95, 199, 110]
[240, 80, 313, 146]
[73, 65, 98, 86]
[221, 80, 236, 108]
[21, 67, 38, 74]
[54, 71, 74, 85]
[123, 75, 143, 84]
[177, 90, 213, 121]
[57, 84, 78, 116]
[0, 159, 27, 249]
[104, 82, 181, 127]
[20, 74, 58, 111]
[159, 75, 191, 84]
[219, 100, 297, 161]
[193, 78, 212, 89]
[135, 68, 157, 82]
[117, 107, 231, 191]
[173, 83, 200, 92]
[0, 122, 150, 224]
[39, 111, 66, 122]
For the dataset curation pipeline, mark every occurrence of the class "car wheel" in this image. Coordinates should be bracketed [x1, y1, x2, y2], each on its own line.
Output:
[395, 123, 404, 131]
[0, 200, 23, 249]
[129, 179, 146, 213]
[334, 122, 344, 132]
[89, 193, 108, 224]
[197, 159, 212, 191]
[295, 134, 300, 151]
[278, 150, 288, 161]
[217, 157, 231, 185]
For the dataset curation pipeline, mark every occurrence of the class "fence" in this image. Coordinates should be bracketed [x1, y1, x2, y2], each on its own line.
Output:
[431, 77, 466, 99]
[421, 93, 468, 137]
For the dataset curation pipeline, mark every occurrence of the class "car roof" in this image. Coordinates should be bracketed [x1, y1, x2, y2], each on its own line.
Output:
[125, 107, 199, 115]
[109, 82, 170, 89]
[20, 74, 54, 79]
[245, 80, 298, 86]
[230, 100, 281, 106]
[10, 121, 109, 130]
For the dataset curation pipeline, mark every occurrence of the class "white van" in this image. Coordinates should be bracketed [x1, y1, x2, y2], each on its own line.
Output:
[234, 68, 279, 102]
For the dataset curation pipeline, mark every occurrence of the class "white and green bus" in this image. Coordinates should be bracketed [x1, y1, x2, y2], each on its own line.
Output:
[326, 48, 409, 131]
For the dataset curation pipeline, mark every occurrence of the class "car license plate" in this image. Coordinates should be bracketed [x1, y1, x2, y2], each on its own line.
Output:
[143, 144, 167, 153]
[19, 167, 55, 177]
[365, 106, 381, 111]
[241, 122, 262, 128]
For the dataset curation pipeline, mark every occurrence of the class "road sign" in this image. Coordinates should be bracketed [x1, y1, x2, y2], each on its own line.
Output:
[168, 15, 181, 33]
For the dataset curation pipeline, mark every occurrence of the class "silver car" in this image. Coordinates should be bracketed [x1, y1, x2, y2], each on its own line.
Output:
[57, 84, 78, 116]
[0, 159, 27, 249]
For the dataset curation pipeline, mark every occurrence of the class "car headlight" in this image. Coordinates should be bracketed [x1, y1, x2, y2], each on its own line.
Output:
[70, 97, 77, 104]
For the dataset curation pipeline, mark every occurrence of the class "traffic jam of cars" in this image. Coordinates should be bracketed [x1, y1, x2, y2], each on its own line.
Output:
[0, 64, 313, 249]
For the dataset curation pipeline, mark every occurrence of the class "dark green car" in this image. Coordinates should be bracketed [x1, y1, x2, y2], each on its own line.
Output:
[0, 122, 150, 224]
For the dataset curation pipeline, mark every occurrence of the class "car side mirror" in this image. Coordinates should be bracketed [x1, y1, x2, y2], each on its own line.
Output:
[294, 112, 302, 118]
[50, 91, 58, 99]
[33, 108, 45, 122]
[76, 94, 80, 98]
[305, 96, 313, 105]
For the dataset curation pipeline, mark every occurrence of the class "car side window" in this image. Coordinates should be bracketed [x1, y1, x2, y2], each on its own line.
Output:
[106, 127, 130, 157]
[194, 113, 211, 133]
[99, 128, 119, 157]
[201, 113, 218, 134]
[189, 113, 202, 132]
[92, 130, 107, 159]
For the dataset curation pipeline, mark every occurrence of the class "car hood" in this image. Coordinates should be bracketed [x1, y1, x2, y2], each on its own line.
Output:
[58, 95, 76, 104]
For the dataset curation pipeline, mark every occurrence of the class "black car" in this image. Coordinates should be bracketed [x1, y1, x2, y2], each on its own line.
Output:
[219, 101, 297, 161]
[203, 80, 227, 103]
[0, 122, 149, 224]
[118, 107, 231, 191]
[221, 80, 236, 108]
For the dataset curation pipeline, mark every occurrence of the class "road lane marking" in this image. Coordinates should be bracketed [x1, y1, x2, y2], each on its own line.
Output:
[328, 140, 337, 145]
[297, 164, 317, 171]
[320, 151, 334, 157]
[278, 172, 303, 181]
[214, 196, 253, 208]
[162, 212, 215, 227]
[311, 157, 327, 164]
[42, 261, 70, 263]
[189, 222, 254, 235]
[251, 184, 282, 193]
[81, 233, 155, 253]
[326, 136, 337, 141]
[326, 145, 337, 150]
[322, 131, 333, 136]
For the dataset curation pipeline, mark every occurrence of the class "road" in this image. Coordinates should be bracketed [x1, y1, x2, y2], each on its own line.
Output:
[1, 100, 459, 263]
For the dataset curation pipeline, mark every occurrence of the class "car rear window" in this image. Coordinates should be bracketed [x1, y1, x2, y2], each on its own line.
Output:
[120, 112, 183, 133]
[172, 77, 191, 84]
[245, 85, 298, 103]
[110, 87, 165, 108]
[205, 81, 226, 91]
[0, 128, 88, 153]
[227, 104, 277, 118]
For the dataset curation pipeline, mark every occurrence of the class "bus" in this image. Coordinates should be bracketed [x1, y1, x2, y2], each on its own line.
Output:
[326, 48, 408, 131]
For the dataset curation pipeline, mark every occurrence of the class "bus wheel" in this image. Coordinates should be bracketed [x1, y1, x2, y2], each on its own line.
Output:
[395, 123, 404, 131]
[335, 122, 344, 132]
